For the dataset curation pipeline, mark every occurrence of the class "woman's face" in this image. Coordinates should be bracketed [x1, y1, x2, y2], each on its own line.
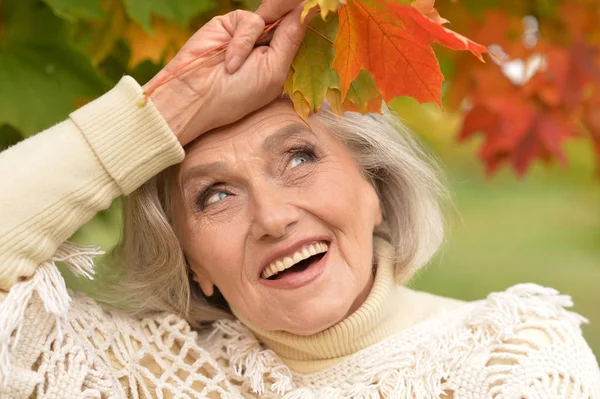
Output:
[172, 100, 382, 335]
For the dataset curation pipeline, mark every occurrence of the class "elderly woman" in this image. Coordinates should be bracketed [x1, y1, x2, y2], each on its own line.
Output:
[1, 1, 599, 397]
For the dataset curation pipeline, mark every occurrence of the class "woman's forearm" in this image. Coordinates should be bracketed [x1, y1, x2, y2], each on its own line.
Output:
[0, 76, 184, 291]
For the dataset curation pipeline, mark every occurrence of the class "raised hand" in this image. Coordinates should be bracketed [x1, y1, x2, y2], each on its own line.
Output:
[145, 3, 309, 147]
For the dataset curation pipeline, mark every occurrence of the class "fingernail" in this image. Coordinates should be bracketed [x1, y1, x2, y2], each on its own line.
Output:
[227, 56, 242, 74]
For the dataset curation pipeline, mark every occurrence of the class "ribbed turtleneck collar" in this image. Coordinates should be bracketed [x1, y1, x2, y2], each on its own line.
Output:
[232, 238, 417, 373]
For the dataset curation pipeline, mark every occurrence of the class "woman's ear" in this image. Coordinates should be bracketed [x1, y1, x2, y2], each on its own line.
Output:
[192, 268, 215, 297]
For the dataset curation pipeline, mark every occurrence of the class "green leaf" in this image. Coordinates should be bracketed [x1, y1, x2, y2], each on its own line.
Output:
[41, 0, 105, 22]
[239, 0, 261, 11]
[0, 0, 108, 136]
[122, 0, 217, 34]
[2, 0, 71, 44]
[345, 70, 382, 113]
[291, 15, 340, 112]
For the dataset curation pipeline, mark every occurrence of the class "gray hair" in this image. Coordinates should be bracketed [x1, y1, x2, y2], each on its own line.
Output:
[109, 107, 449, 327]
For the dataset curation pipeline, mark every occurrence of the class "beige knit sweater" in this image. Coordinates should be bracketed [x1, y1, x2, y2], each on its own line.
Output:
[1, 77, 599, 398]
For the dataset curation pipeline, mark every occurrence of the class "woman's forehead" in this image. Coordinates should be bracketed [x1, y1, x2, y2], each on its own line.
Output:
[186, 100, 305, 154]
[179, 100, 314, 174]
[185, 100, 310, 158]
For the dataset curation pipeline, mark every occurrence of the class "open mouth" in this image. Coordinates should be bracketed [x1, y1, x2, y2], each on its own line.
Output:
[261, 241, 329, 280]
[266, 252, 326, 280]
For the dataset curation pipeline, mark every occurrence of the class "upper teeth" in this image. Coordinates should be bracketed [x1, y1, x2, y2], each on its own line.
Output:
[262, 242, 328, 279]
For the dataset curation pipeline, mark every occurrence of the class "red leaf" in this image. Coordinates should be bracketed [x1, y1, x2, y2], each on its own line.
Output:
[582, 87, 600, 175]
[461, 91, 577, 176]
[332, 0, 486, 107]
[393, 3, 487, 62]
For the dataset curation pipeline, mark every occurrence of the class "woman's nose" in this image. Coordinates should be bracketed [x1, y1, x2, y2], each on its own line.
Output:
[249, 185, 299, 240]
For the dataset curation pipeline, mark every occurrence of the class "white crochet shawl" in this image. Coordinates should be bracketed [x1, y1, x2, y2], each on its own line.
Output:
[1, 243, 599, 398]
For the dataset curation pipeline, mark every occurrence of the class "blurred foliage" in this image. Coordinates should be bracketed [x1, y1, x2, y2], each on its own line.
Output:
[1, 0, 598, 359]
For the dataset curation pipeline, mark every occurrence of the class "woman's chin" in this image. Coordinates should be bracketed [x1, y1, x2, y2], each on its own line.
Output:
[280, 308, 350, 336]
[270, 291, 358, 335]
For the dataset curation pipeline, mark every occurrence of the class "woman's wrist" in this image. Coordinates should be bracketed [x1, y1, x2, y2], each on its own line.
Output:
[144, 73, 207, 147]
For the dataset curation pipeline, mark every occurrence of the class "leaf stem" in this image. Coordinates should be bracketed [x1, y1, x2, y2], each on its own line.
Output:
[307, 26, 334, 44]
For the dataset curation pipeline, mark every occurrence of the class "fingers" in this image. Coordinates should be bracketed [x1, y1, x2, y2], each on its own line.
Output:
[267, 5, 312, 76]
[255, 0, 305, 23]
[225, 11, 266, 74]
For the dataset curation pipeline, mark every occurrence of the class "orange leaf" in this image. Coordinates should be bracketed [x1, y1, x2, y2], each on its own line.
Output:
[333, 0, 486, 107]
[124, 18, 190, 68]
[410, 0, 448, 25]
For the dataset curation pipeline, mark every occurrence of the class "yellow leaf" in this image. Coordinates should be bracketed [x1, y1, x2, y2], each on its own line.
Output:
[283, 68, 295, 94]
[283, 68, 311, 121]
[124, 18, 190, 68]
[291, 91, 311, 121]
[325, 88, 344, 115]
[301, 0, 342, 23]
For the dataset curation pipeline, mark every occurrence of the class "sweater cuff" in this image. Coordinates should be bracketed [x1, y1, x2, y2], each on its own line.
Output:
[70, 76, 185, 195]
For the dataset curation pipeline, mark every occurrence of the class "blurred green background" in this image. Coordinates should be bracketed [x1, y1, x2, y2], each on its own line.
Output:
[397, 101, 600, 359]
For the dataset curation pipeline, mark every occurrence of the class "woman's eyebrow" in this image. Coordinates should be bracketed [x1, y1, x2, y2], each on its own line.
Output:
[181, 162, 228, 186]
[262, 122, 314, 152]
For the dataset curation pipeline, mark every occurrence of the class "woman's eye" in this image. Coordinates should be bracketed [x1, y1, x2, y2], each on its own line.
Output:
[288, 148, 316, 169]
[290, 154, 309, 168]
[205, 191, 229, 206]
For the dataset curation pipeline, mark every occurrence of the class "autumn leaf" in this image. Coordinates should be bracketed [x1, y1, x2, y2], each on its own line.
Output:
[582, 87, 600, 175]
[123, 18, 189, 68]
[283, 69, 311, 120]
[301, 0, 342, 22]
[291, 16, 340, 113]
[343, 70, 382, 113]
[0, 0, 107, 136]
[123, 0, 216, 34]
[332, 0, 486, 108]
[41, 0, 105, 21]
[75, 0, 128, 64]
[458, 56, 581, 176]
[411, 0, 448, 25]
[460, 95, 576, 176]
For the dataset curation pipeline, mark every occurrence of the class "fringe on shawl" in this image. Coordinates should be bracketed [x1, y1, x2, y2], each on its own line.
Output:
[0, 242, 102, 386]
[210, 320, 294, 396]
[211, 284, 588, 399]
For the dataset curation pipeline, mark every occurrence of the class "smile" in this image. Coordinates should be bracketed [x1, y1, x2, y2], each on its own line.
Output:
[261, 241, 329, 280]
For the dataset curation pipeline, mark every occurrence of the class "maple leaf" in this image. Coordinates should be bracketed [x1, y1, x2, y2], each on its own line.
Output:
[291, 16, 340, 113]
[283, 69, 311, 120]
[458, 55, 581, 176]
[332, 0, 486, 107]
[287, 9, 384, 116]
[411, 0, 448, 25]
[78, 0, 128, 64]
[301, 0, 342, 22]
[343, 70, 383, 113]
[322, 71, 383, 115]
[460, 95, 576, 176]
[123, 18, 189, 68]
